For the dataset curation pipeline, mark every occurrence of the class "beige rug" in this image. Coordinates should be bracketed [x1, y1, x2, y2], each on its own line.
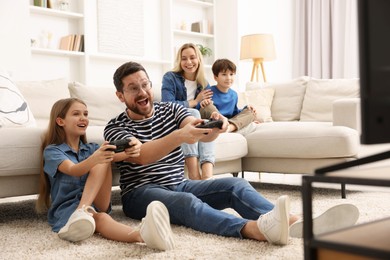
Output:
[1, 181, 389, 260]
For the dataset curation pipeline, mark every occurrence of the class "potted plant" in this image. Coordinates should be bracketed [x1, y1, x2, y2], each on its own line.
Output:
[196, 44, 213, 57]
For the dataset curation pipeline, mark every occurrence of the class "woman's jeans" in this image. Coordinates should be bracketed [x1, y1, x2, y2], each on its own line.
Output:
[182, 108, 215, 165]
[121, 177, 274, 238]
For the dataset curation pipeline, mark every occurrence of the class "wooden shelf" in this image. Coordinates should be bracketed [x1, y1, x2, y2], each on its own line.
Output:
[31, 47, 84, 57]
[173, 29, 214, 39]
[88, 52, 171, 65]
[29, 6, 83, 19]
[174, 0, 214, 8]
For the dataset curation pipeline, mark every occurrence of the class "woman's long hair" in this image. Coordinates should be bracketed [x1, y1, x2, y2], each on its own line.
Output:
[172, 43, 208, 88]
[35, 98, 87, 213]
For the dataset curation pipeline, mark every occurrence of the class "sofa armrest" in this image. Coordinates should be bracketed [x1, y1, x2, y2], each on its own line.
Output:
[333, 98, 361, 133]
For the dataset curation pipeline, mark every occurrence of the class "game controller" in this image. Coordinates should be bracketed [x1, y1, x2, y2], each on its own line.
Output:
[196, 119, 223, 129]
[107, 139, 133, 153]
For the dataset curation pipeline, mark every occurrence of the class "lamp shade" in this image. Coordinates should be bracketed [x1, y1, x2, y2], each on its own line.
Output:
[240, 34, 276, 61]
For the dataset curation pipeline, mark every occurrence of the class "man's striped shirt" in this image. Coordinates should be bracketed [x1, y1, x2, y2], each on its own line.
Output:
[104, 102, 190, 196]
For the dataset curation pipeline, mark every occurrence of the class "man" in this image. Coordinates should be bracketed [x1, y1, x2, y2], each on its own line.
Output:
[104, 61, 359, 246]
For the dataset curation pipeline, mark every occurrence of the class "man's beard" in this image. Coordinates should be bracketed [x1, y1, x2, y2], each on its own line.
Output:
[124, 99, 153, 117]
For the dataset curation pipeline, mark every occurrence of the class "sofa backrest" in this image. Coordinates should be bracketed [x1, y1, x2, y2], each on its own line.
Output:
[243, 77, 360, 123]
[16, 78, 162, 127]
[300, 78, 360, 122]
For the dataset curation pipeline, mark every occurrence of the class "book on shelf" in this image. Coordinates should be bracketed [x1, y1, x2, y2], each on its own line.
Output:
[73, 35, 81, 51]
[59, 34, 84, 52]
[78, 35, 84, 52]
[191, 20, 210, 34]
[34, 0, 54, 8]
[34, 0, 47, 8]
[191, 22, 201, 33]
[59, 35, 72, 51]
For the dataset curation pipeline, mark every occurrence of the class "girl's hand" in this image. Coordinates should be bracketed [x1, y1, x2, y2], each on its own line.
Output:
[92, 141, 115, 164]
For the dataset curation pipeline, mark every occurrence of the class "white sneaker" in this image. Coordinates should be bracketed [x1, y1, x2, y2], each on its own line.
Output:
[289, 203, 359, 238]
[58, 205, 96, 242]
[257, 195, 290, 245]
[139, 201, 175, 251]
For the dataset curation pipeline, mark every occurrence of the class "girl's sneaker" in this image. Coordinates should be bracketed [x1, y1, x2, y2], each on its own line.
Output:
[58, 205, 96, 242]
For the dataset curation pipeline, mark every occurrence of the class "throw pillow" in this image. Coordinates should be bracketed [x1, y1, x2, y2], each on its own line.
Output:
[0, 71, 36, 128]
[300, 78, 360, 122]
[68, 82, 126, 126]
[16, 78, 69, 124]
[246, 77, 309, 121]
[266, 77, 308, 121]
[237, 88, 275, 123]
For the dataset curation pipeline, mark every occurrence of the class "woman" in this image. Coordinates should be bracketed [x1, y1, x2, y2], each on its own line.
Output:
[161, 43, 215, 180]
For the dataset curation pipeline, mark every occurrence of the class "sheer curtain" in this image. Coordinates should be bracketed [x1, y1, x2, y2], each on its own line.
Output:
[293, 0, 359, 79]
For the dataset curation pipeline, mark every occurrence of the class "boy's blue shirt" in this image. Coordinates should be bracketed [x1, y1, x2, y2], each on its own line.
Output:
[197, 85, 243, 118]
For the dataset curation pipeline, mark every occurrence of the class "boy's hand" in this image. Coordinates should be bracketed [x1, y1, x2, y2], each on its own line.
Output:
[200, 99, 213, 108]
[247, 105, 257, 114]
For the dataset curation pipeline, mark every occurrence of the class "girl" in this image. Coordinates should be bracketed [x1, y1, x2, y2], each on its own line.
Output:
[35, 98, 174, 250]
[161, 43, 215, 180]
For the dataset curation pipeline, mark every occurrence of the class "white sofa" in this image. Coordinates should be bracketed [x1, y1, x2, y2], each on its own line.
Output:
[1, 76, 390, 199]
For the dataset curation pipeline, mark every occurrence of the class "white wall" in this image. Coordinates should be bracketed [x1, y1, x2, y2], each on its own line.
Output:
[0, 0, 30, 79]
[0, 0, 294, 88]
[236, 0, 294, 90]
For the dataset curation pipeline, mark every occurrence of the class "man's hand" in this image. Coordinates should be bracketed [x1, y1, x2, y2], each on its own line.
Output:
[123, 138, 142, 157]
[178, 118, 213, 144]
[209, 112, 229, 132]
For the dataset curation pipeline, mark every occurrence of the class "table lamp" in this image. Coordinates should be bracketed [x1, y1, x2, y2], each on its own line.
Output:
[240, 34, 276, 82]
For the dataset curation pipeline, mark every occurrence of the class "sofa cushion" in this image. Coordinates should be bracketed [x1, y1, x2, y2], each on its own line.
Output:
[268, 77, 308, 121]
[69, 82, 126, 126]
[0, 71, 36, 128]
[300, 78, 360, 122]
[246, 77, 308, 121]
[214, 133, 248, 161]
[237, 88, 274, 123]
[16, 78, 69, 126]
[0, 127, 44, 177]
[245, 121, 359, 158]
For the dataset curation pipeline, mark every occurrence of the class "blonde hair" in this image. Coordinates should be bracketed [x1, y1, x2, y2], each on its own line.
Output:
[36, 98, 87, 213]
[172, 43, 208, 88]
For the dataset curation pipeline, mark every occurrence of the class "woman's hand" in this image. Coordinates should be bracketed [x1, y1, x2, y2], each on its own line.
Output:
[195, 89, 213, 104]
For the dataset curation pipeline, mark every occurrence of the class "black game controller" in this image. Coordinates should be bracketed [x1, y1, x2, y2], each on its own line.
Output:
[107, 139, 133, 153]
[196, 119, 223, 129]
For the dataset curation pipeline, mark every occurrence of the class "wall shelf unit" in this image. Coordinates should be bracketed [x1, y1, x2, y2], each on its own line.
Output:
[25, 0, 218, 86]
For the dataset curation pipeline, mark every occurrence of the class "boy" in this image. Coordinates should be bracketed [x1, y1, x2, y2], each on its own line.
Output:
[199, 58, 257, 133]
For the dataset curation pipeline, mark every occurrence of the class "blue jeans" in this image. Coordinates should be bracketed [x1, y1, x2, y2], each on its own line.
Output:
[182, 108, 215, 165]
[121, 177, 274, 238]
